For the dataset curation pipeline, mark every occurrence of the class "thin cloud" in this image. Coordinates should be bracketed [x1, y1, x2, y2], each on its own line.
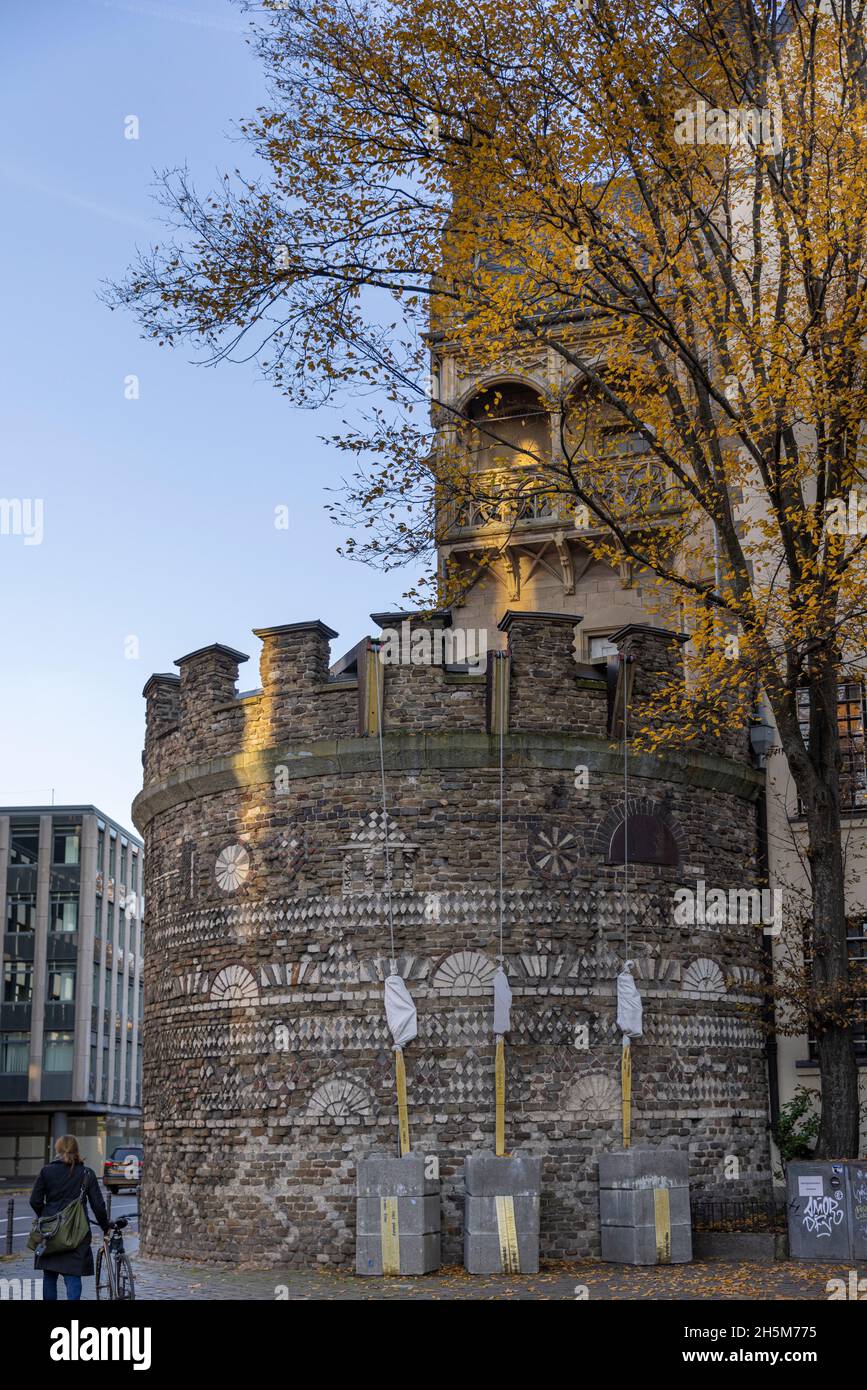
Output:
[0, 163, 152, 230]
[85, 0, 248, 33]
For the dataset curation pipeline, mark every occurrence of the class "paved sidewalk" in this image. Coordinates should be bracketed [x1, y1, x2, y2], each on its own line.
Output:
[2, 1233, 864, 1299]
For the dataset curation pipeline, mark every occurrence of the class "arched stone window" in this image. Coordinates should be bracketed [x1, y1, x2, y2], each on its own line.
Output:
[592, 796, 685, 866]
[464, 383, 550, 474]
[453, 383, 556, 528]
[607, 813, 680, 866]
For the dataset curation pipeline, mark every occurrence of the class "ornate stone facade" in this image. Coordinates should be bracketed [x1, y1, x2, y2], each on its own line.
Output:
[134, 613, 771, 1267]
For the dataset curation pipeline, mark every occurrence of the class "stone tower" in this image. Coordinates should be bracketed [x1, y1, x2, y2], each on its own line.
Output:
[135, 612, 771, 1267]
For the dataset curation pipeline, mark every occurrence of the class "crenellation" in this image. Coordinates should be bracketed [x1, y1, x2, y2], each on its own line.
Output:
[501, 610, 607, 735]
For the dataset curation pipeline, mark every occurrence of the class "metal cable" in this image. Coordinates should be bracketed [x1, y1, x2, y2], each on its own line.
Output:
[371, 641, 396, 965]
[498, 651, 506, 961]
[623, 654, 629, 960]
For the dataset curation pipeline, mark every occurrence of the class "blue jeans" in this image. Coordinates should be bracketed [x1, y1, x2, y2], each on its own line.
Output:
[42, 1272, 82, 1301]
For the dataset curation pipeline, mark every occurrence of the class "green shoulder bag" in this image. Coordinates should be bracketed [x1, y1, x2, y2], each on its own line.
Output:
[28, 1166, 92, 1256]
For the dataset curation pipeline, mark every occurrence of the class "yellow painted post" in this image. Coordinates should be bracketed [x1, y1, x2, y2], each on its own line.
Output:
[380, 1196, 400, 1274]
[621, 1037, 632, 1148]
[653, 1187, 671, 1264]
[395, 1047, 410, 1156]
[494, 1036, 506, 1156]
[495, 1195, 520, 1272]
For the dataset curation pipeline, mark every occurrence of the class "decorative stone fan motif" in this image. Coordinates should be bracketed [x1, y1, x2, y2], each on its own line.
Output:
[682, 957, 726, 999]
[307, 1078, 372, 1120]
[527, 825, 579, 879]
[431, 950, 497, 991]
[566, 1073, 621, 1121]
[215, 843, 250, 892]
[210, 965, 259, 1005]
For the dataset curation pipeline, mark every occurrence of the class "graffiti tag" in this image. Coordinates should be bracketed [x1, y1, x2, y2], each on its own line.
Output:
[803, 1194, 844, 1238]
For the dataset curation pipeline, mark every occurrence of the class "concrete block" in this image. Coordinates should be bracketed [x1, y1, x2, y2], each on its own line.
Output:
[356, 1231, 440, 1277]
[691, 1231, 784, 1264]
[600, 1185, 690, 1227]
[356, 1152, 438, 1197]
[463, 1152, 541, 1196]
[600, 1221, 692, 1265]
[356, 1195, 440, 1236]
[464, 1194, 540, 1234]
[597, 1146, 689, 1189]
[463, 1228, 540, 1275]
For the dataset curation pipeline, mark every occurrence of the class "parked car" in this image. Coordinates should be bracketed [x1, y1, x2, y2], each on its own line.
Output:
[103, 1145, 143, 1192]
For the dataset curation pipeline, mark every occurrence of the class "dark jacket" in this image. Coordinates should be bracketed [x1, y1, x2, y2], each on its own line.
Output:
[29, 1159, 110, 1276]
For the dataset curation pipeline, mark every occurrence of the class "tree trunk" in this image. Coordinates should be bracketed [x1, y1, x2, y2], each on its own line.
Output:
[797, 664, 860, 1157]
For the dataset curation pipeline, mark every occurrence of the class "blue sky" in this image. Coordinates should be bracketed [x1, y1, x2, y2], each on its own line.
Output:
[0, 0, 417, 826]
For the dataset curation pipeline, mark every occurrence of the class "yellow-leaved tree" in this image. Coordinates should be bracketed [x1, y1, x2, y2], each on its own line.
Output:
[107, 0, 867, 1154]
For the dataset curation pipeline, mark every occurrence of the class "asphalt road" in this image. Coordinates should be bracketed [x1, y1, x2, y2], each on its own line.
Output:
[0, 1185, 139, 1254]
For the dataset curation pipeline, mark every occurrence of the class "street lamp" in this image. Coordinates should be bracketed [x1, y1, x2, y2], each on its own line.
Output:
[749, 716, 775, 768]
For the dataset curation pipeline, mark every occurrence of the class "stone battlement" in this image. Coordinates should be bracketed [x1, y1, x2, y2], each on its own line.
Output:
[141, 611, 709, 788]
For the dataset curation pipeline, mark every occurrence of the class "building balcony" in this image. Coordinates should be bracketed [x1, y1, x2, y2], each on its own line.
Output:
[440, 458, 678, 541]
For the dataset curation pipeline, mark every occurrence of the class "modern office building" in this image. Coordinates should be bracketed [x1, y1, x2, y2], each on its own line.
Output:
[0, 806, 144, 1179]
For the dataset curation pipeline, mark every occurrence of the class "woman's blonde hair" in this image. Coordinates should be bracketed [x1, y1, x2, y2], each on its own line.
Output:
[55, 1135, 82, 1167]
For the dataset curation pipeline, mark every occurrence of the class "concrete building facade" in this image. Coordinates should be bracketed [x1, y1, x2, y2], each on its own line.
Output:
[0, 806, 144, 1179]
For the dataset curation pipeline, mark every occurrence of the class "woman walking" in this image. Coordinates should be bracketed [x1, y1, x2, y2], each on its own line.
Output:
[29, 1134, 111, 1301]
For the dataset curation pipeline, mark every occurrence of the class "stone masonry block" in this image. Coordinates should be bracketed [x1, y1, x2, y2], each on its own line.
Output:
[600, 1222, 692, 1265]
[356, 1231, 440, 1277]
[599, 1186, 690, 1227]
[356, 1195, 440, 1236]
[598, 1147, 689, 1189]
[356, 1152, 439, 1197]
[465, 1194, 540, 1234]
[463, 1152, 541, 1197]
[463, 1228, 540, 1275]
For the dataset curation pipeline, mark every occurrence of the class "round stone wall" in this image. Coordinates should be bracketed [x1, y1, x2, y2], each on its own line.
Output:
[135, 616, 772, 1267]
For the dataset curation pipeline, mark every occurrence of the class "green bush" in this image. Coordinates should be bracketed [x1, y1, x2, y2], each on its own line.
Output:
[773, 1086, 821, 1171]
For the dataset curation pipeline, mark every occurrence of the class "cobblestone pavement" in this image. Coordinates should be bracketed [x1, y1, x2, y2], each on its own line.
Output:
[2, 1233, 865, 1299]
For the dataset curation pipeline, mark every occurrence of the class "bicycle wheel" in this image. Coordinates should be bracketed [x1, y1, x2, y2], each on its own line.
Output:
[95, 1247, 112, 1300]
[115, 1253, 135, 1301]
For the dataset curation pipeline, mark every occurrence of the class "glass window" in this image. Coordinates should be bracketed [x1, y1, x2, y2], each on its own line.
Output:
[588, 635, 618, 660]
[130, 853, 138, 891]
[797, 682, 867, 811]
[9, 823, 39, 866]
[6, 894, 36, 933]
[3, 961, 32, 1003]
[52, 825, 80, 865]
[0, 1033, 29, 1073]
[94, 894, 102, 938]
[49, 893, 78, 933]
[97, 827, 105, 869]
[43, 1031, 74, 1072]
[108, 903, 115, 943]
[109, 835, 116, 876]
[46, 965, 76, 1003]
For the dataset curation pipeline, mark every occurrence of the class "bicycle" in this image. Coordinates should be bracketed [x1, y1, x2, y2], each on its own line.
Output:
[95, 1216, 135, 1301]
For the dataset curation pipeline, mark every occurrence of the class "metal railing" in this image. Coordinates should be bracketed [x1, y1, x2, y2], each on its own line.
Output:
[691, 1196, 787, 1234]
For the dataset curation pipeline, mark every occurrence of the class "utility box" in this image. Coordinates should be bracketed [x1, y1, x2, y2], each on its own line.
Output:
[463, 1152, 541, 1274]
[786, 1161, 855, 1261]
[355, 1151, 440, 1276]
[849, 1162, 867, 1261]
[598, 1147, 692, 1265]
